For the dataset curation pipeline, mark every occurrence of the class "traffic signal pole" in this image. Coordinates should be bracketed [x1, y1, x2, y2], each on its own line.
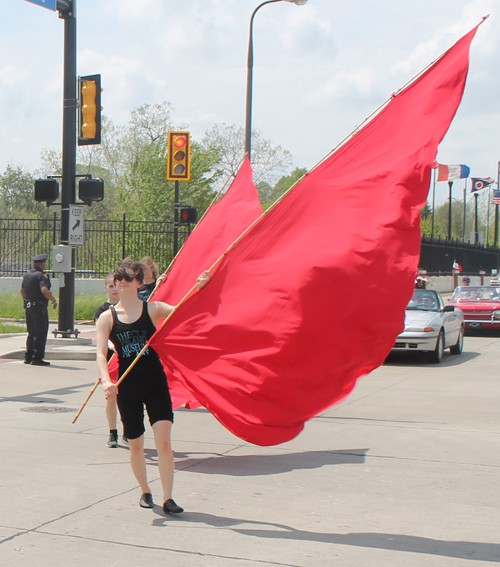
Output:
[174, 180, 180, 256]
[57, 0, 77, 337]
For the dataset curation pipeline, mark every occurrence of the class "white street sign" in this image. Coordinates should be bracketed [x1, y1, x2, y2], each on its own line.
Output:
[69, 205, 84, 246]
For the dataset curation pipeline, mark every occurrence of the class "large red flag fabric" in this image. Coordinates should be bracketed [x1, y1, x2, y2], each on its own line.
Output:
[149, 26, 480, 445]
[150, 157, 262, 408]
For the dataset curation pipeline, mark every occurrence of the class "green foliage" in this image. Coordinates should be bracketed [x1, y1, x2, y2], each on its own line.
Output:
[0, 165, 49, 218]
[74, 293, 107, 320]
[0, 292, 107, 322]
[261, 167, 308, 210]
[0, 323, 27, 334]
[0, 293, 25, 319]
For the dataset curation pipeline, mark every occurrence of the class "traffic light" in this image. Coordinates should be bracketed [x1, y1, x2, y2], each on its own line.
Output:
[78, 178, 104, 203]
[34, 178, 59, 203]
[178, 206, 198, 224]
[78, 74, 101, 146]
[167, 131, 191, 180]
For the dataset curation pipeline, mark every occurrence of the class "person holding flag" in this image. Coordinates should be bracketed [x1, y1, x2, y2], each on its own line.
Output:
[96, 258, 210, 514]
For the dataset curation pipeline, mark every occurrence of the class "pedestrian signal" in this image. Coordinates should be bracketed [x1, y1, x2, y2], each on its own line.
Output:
[167, 131, 191, 180]
[78, 74, 102, 146]
[34, 178, 59, 203]
[78, 178, 104, 204]
[179, 206, 198, 224]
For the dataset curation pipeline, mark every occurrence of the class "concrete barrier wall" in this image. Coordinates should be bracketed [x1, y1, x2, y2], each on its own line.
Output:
[2, 274, 498, 296]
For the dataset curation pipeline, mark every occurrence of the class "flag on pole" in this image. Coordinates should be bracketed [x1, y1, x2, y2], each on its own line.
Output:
[492, 189, 500, 206]
[150, 157, 262, 409]
[471, 177, 495, 192]
[149, 24, 480, 446]
[452, 260, 462, 272]
[435, 163, 470, 182]
[106, 158, 262, 406]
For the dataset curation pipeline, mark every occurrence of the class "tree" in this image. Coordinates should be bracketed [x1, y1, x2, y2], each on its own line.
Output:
[0, 165, 48, 218]
[261, 167, 308, 210]
[202, 123, 293, 194]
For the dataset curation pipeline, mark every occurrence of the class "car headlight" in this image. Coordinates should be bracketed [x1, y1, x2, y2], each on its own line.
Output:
[493, 310, 500, 320]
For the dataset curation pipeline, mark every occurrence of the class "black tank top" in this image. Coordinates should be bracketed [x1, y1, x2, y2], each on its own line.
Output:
[109, 303, 164, 377]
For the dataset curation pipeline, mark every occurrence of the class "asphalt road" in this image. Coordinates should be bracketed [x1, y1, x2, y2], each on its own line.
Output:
[0, 331, 498, 566]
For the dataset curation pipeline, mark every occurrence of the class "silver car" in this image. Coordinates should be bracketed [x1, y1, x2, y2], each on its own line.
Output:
[392, 289, 464, 363]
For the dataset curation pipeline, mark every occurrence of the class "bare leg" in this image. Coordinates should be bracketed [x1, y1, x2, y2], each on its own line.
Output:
[152, 420, 175, 502]
[128, 435, 151, 495]
[105, 398, 117, 430]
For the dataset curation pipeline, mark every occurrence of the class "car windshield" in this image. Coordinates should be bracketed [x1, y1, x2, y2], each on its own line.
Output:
[450, 286, 500, 302]
[406, 289, 440, 311]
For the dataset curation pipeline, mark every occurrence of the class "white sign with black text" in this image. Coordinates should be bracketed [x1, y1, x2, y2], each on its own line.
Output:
[69, 205, 85, 246]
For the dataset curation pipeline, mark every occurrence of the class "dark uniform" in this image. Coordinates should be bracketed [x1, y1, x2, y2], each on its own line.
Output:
[22, 254, 52, 363]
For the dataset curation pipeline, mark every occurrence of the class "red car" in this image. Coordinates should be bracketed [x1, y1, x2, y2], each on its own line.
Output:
[448, 286, 500, 329]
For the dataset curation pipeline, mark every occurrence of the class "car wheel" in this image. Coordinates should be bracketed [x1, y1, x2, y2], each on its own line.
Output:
[449, 326, 464, 355]
[428, 330, 445, 363]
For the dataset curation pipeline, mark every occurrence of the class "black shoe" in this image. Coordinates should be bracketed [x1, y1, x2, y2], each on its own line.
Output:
[139, 493, 154, 508]
[122, 435, 129, 445]
[31, 359, 50, 366]
[107, 431, 118, 448]
[24, 358, 32, 365]
[163, 498, 183, 514]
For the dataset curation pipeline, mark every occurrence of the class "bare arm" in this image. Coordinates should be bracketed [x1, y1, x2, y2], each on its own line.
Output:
[147, 271, 211, 327]
[41, 286, 58, 309]
[96, 311, 117, 400]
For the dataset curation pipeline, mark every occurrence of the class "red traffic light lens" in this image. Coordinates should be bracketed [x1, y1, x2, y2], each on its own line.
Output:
[174, 136, 186, 148]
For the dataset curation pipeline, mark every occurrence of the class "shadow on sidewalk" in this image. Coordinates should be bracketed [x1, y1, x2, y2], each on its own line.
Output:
[152, 511, 500, 562]
[175, 448, 368, 476]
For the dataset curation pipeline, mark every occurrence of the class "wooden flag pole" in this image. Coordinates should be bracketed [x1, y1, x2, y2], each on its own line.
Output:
[72, 19, 490, 423]
[71, 157, 248, 423]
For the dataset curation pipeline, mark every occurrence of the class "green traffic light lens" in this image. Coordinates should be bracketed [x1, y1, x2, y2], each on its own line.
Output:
[174, 164, 186, 174]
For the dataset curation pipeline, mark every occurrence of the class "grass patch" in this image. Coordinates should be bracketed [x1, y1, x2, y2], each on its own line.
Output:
[0, 292, 107, 322]
[0, 323, 27, 334]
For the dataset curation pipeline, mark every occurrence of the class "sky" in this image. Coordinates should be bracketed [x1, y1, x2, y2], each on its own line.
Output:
[1, 0, 499, 205]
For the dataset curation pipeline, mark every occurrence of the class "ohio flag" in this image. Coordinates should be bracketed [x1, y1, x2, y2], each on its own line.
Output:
[471, 177, 495, 192]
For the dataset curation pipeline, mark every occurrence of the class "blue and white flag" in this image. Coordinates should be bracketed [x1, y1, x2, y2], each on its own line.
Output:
[471, 177, 495, 192]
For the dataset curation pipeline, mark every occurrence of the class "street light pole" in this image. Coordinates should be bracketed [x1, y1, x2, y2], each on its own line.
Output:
[57, 0, 77, 337]
[244, 0, 308, 160]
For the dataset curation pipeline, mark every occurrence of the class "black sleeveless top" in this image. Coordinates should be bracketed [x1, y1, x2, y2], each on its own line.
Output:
[109, 303, 164, 378]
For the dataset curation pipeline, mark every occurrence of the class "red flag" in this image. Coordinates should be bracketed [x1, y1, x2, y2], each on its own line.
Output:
[151, 157, 262, 408]
[150, 26, 480, 445]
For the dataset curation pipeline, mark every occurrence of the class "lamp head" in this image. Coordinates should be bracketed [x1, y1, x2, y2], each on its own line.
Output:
[284, 0, 309, 5]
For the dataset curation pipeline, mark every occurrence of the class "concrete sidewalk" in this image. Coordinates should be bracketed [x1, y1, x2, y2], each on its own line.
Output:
[0, 332, 498, 566]
[0, 323, 97, 362]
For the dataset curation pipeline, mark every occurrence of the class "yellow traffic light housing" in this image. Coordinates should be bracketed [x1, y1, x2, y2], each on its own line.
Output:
[167, 131, 191, 180]
[78, 74, 101, 146]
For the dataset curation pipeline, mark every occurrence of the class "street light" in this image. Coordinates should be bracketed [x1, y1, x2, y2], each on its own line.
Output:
[244, 0, 308, 160]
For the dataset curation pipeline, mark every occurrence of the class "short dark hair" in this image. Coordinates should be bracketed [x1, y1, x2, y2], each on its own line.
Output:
[115, 258, 144, 283]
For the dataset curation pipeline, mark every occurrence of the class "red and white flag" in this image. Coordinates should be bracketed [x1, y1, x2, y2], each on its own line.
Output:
[149, 25, 480, 446]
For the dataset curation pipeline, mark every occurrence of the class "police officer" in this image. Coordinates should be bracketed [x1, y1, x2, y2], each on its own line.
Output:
[20, 254, 58, 366]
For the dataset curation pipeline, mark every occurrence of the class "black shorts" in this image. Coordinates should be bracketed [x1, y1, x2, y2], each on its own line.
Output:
[117, 368, 174, 440]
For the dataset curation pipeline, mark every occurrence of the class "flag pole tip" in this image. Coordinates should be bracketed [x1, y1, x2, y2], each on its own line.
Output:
[482, 14, 490, 21]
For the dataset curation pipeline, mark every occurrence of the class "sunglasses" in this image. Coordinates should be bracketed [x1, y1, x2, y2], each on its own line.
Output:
[114, 271, 136, 282]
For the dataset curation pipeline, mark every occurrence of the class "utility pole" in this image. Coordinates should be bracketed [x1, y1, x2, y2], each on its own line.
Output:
[56, 0, 77, 337]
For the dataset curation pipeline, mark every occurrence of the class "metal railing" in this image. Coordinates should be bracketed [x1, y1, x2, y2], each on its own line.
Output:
[0, 214, 190, 277]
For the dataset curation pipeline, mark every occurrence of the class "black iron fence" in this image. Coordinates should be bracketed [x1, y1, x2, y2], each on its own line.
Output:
[0, 214, 190, 277]
[420, 236, 500, 275]
[2, 216, 500, 278]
